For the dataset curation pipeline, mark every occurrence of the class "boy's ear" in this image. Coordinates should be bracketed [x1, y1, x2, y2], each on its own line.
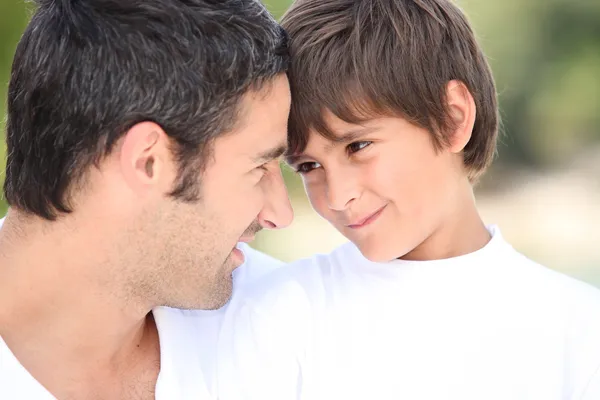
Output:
[446, 80, 476, 153]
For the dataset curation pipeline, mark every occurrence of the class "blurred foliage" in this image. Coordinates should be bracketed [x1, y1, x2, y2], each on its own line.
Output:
[0, 0, 599, 213]
[0, 0, 30, 215]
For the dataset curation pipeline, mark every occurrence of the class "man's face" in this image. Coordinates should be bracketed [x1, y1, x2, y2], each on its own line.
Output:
[288, 111, 464, 263]
[144, 74, 293, 310]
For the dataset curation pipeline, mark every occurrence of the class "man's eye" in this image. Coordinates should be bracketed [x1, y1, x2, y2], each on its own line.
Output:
[295, 161, 321, 174]
[257, 163, 269, 172]
[257, 159, 279, 172]
[347, 141, 372, 154]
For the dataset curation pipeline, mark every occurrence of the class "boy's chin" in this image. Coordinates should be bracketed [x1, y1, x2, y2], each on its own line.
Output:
[355, 241, 403, 263]
[352, 231, 421, 263]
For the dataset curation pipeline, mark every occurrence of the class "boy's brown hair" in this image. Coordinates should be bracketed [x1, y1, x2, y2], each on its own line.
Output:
[281, 0, 499, 181]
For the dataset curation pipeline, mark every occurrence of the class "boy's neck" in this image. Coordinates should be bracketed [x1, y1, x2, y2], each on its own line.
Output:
[402, 187, 490, 262]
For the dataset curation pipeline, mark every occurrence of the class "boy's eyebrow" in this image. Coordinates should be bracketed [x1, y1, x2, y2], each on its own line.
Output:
[329, 126, 380, 144]
[285, 153, 303, 166]
[323, 126, 380, 153]
[285, 126, 380, 165]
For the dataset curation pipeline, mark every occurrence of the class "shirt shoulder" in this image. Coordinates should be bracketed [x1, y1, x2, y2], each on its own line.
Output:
[496, 242, 600, 308]
[0, 336, 55, 399]
[486, 240, 600, 397]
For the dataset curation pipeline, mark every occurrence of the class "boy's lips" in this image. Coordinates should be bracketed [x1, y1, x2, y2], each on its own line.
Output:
[346, 205, 387, 229]
[230, 236, 255, 266]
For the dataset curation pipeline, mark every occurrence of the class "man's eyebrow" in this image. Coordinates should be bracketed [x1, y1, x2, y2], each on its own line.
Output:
[253, 143, 288, 164]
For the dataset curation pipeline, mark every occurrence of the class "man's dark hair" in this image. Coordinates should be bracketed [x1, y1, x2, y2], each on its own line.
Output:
[5, 0, 288, 220]
[281, 0, 498, 182]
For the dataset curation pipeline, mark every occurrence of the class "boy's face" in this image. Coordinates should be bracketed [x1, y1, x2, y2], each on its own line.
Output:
[289, 110, 467, 262]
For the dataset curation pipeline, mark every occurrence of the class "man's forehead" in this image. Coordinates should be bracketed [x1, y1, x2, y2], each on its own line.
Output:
[211, 110, 287, 152]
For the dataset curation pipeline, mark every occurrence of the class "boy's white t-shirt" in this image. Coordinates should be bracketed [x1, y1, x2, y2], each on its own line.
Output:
[218, 226, 600, 400]
[0, 214, 282, 399]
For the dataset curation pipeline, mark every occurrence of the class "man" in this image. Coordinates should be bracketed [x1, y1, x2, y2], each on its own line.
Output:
[0, 0, 292, 398]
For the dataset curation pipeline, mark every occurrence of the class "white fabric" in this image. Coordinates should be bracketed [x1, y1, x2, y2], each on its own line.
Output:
[218, 226, 600, 400]
[0, 217, 283, 399]
[0, 338, 55, 400]
[153, 243, 282, 400]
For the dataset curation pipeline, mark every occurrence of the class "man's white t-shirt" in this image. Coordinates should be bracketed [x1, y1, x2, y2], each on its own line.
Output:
[0, 215, 282, 399]
[218, 226, 600, 400]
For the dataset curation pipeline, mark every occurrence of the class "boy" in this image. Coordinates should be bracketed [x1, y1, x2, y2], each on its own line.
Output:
[217, 0, 600, 399]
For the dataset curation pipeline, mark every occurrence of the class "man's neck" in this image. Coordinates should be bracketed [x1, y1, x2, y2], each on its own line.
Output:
[0, 211, 161, 398]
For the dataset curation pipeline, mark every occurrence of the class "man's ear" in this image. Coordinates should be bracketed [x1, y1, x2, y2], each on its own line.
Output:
[446, 80, 476, 153]
[119, 121, 176, 196]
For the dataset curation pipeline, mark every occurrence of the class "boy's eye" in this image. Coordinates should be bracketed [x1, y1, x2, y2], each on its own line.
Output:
[295, 161, 321, 174]
[347, 141, 372, 154]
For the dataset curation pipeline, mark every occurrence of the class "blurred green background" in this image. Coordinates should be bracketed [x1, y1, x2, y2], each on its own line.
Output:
[1, 0, 599, 286]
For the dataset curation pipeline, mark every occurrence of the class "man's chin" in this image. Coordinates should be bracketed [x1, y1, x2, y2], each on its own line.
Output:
[200, 273, 234, 310]
[191, 247, 245, 310]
